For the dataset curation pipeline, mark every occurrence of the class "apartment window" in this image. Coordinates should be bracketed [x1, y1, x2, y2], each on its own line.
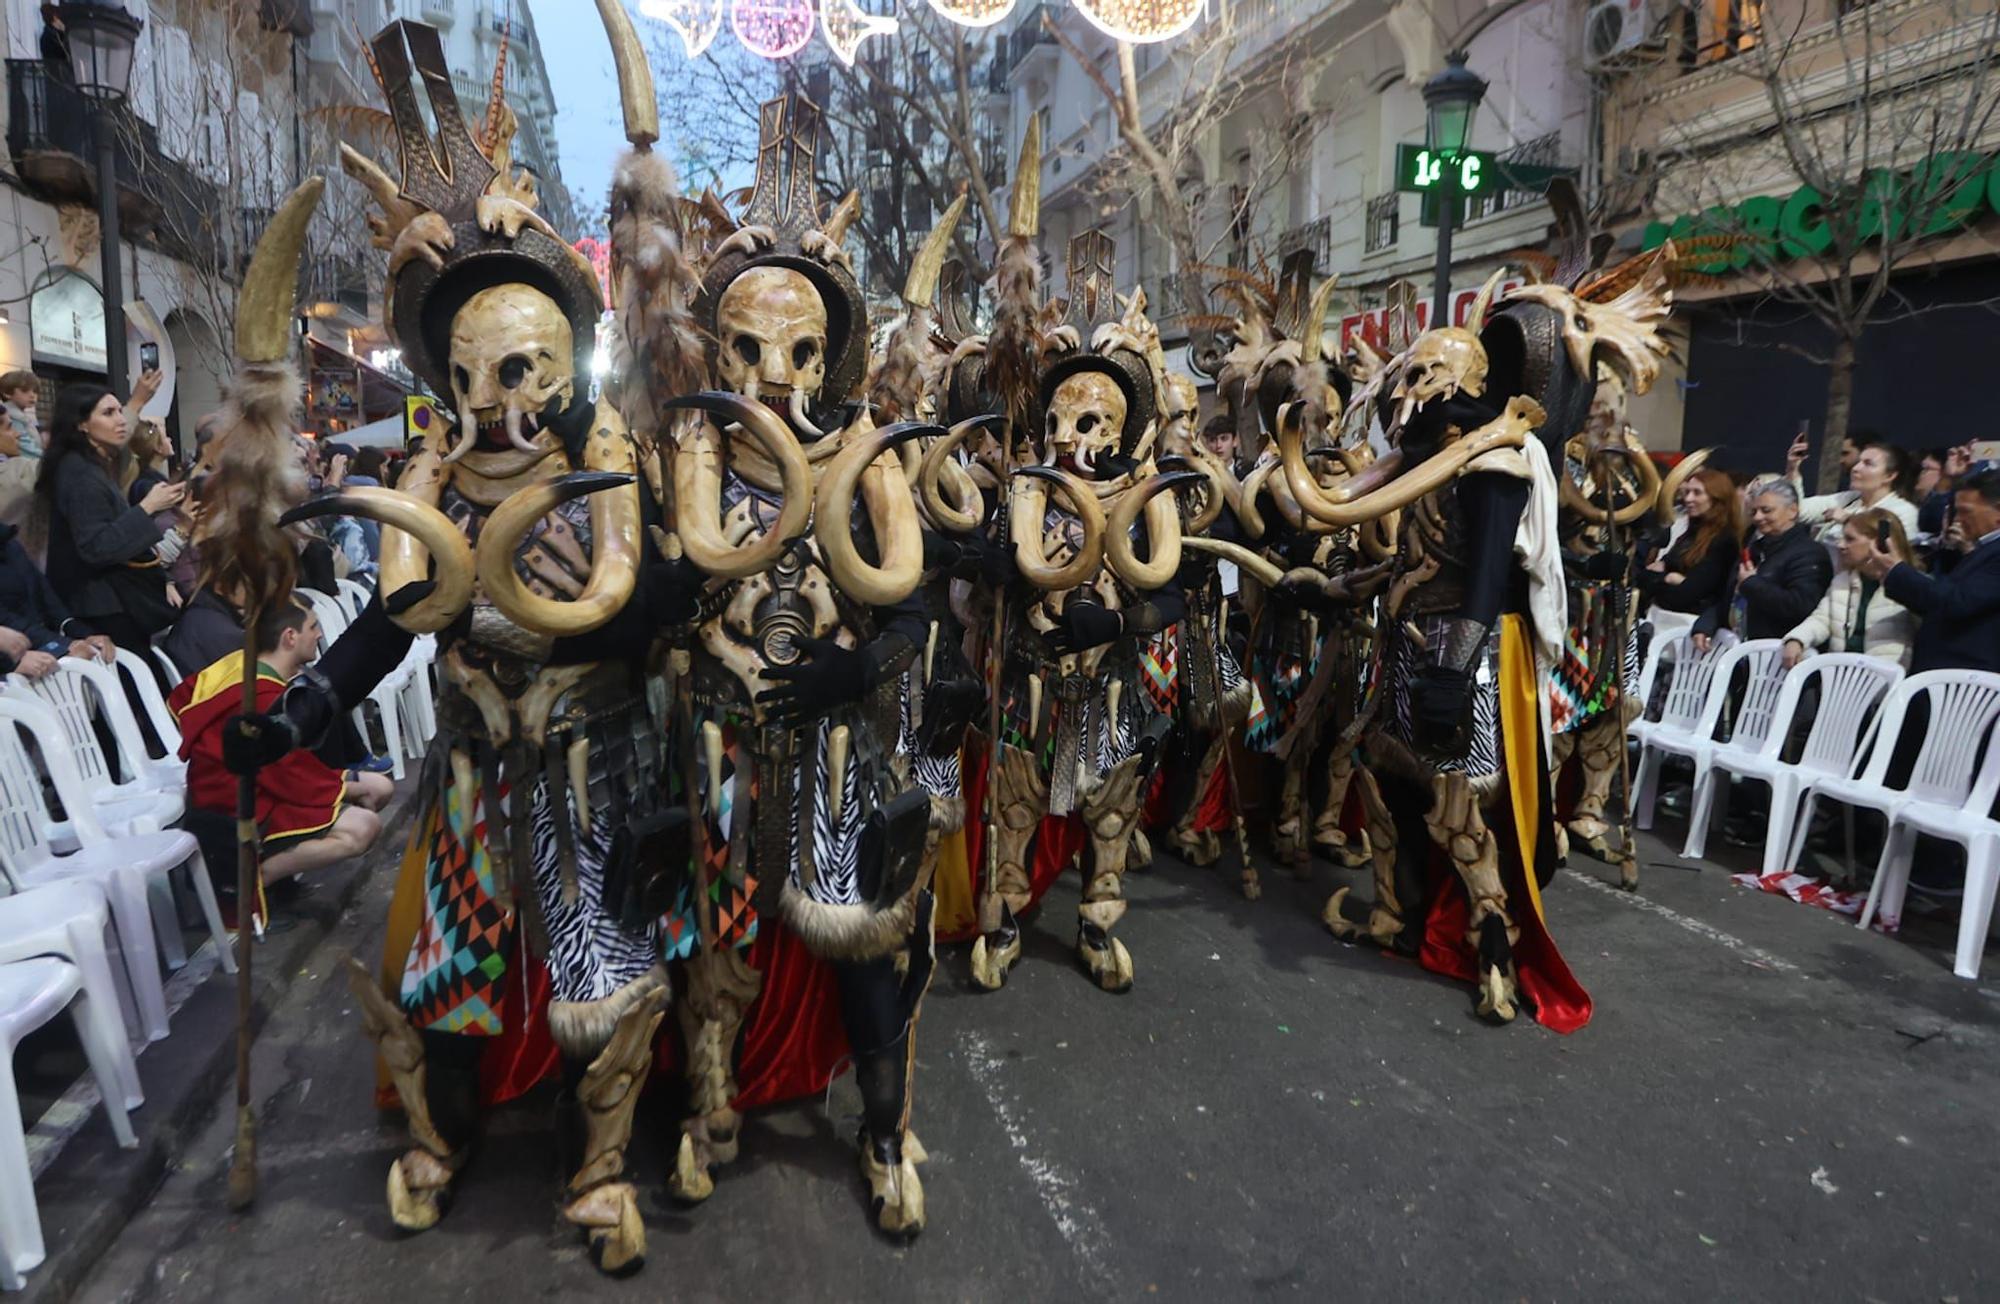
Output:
[1682, 0, 1762, 66]
[1364, 192, 1399, 254]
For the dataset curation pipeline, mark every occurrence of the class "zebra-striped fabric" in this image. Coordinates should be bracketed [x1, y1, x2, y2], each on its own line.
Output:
[1385, 615, 1502, 779]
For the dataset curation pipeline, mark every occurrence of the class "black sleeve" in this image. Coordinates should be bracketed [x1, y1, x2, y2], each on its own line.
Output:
[1123, 580, 1186, 637]
[1457, 471, 1531, 628]
[1648, 543, 1732, 614]
[298, 538, 339, 595]
[57, 459, 162, 567]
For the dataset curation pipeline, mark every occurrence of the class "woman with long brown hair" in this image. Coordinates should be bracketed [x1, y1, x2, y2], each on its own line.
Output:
[1636, 465, 1743, 646]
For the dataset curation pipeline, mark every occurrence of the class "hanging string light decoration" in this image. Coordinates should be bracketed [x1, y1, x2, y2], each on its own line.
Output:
[632, 0, 1201, 62]
[640, 0, 725, 56]
[731, 0, 817, 58]
[821, 0, 900, 63]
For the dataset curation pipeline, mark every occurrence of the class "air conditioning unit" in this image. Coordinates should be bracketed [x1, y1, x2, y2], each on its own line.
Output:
[1583, 0, 1651, 71]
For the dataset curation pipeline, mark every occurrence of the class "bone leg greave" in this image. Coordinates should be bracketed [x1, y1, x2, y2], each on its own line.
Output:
[1076, 752, 1144, 993]
[1548, 730, 1577, 862]
[1315, 752, 1370, 867]
[1168, 734, 1227, 868]
[971, 741, 1045, 991]
[1323, 763, 1406, 948]
[670, 946, 763, 1202]
[562, 984, 669, 1276]
[342, 957, 473, 1234]
[1568, 701, 1635, 869]
[1425, 772, 1522, 1024]
[1273, 761, 1310, 875]
[840, 955, 929, 1237]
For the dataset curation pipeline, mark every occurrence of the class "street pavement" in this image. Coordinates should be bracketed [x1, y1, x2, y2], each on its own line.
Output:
[68, 818, 2000, 1303]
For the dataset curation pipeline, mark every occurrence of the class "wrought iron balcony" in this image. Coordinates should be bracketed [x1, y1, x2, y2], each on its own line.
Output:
[1464, 131, 1563, 224]
[1364, 192, 1400, 254]
[1275, 214, 1331, 273]
[1008, 5, 1056, 70]
[306, 254, 371, 319]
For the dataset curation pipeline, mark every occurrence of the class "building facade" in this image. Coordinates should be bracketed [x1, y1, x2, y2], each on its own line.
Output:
[0, 0, 574, 447]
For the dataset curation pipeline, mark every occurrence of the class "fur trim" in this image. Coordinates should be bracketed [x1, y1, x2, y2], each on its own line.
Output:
[929, 793, 966, 836]
[868, 306, 935, 422]
[196, 359, 305, 616]
[547, 965, 670, 1060]
[985, 232, 1042, 427]
[778, 881, 917, 963]
[610, 149, 706, 435]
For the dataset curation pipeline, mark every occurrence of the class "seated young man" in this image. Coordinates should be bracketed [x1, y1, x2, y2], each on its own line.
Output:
[171, 598, 392, 909]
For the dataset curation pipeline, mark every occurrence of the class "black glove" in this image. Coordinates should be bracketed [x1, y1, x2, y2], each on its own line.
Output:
[1408, 664, 1475, 761]
[966, 531, 1018, 587]
[221, 711, 300, 775]
[382, 579, 437, 618]
[649, 555, 705, 624]
[1583, 551, 1629, 582]
[1093, 451, 1141, 481]
[1048, 601, 1124, 655]
[922, 531, 962, 575]
[755, 637, 872, 727]
[1273, 575, 1338, 614]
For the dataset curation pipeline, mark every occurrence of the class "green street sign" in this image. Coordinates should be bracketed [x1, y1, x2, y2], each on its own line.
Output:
[1397, 142, 1493, 196]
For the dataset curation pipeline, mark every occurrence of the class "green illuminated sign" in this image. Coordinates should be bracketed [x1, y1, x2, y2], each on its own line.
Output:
[1640, 151, 1999, 269]
[1397, 143, 1494, 195]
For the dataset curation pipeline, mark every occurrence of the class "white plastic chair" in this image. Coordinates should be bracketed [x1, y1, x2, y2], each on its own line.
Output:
[1849, 672, 2000, 977]
[5, 663, 183, 842]
[1629, 632, 1754, 829]
[335, 577, 373, 622]
[302, 589, 409, 780]
[148, 644, 183, 695]
[0, 696, 232, 1043]
[1683, 654, 1903, 872]
[0, 955, 139, 1291]
[81, 651, 184, 789]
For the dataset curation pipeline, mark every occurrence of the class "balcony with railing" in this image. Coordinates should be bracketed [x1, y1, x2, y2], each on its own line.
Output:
[1464, 131, 1563, 224]
[5, 59, 227, 268]
[1007, 4, 1056, 72]
[305, 254, 370, 319]
[1274, 214, 1331, 273]
[1364, 192, 1399, 254]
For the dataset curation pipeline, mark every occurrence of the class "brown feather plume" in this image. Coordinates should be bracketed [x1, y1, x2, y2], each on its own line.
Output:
[985, 232, 1042, 429]
[608, 149, 707, 435]
[479, 20, 510, 155]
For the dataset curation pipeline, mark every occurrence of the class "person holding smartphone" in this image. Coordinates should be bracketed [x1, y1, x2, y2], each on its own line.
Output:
[1781, 509, 1917, 670]
[1708, 478, 1833, 647]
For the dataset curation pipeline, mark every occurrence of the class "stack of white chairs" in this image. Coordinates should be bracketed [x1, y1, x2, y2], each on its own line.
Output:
[1835, 670, 2000, 979]
[1629, 630, 1752, 829]
[299, 588, 420, 779]
[0, 882, 145, 1291]
[1681, 653, 1904, 875]
[1632, 637, 1787, 837]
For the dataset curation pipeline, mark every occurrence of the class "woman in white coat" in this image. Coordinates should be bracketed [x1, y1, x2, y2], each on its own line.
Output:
[1781, 508, 1918, 669]
[1789, 442, 1921, 548]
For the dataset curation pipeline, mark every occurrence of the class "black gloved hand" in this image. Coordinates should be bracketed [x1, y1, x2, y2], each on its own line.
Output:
[922, 531, 963, 575]
[968, 531, 1018, 587]
[1583, 551, 1629, 582]
[1274, 574, 1338, 614]
[382, 580, 437, 618]
[1408, 664, 1475, 760]
[1048, 601, 1124, 655]
[650, 555, 706, 624]
[221, 711, 300, 775]
[755, 637, 871, 728]
[1094, 451, 1141, 482]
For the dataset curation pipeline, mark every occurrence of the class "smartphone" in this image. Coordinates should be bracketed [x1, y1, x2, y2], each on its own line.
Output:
[1876, 518, 1892, 547]
[139, 342, 160, 372]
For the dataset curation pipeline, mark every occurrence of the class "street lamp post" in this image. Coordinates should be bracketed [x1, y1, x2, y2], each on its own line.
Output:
[59, 1, 145, 397]
[1421, 50, 1487, 328]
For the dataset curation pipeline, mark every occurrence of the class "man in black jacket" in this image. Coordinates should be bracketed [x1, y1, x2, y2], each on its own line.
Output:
[1700, 479, 1831, 646]
[1866, 467, 2000, 674]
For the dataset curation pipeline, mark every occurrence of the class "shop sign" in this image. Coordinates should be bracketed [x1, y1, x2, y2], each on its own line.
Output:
[1640, 151, 1998, 270]
[30, 272, 106, 371]
[1339, 279, 1524, 353]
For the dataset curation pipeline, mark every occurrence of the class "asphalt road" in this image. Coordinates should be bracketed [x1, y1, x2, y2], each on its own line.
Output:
[74, 821, 2000, 1303]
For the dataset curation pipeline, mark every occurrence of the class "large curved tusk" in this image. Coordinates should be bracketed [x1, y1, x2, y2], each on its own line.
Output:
[1284, 397, 1543, 527]
[474, 472, 639, 638]
[1105, 470, 1202, 590]
[919, 414, 1002, 534]
[1162, 452, 1239, 534]
[1010, 465, 1104, 591]
[237, 177, 324, 366]
[594, 0, 659, 148]
[281, 487, 473, 632]
[814, 421, 933, 607]
[1238, 458, 1276, 540]
[1657, 446, 1714, 525]
[662, 392, 813, 580]
[1559, 466, 1610, 526]
[903, 192, 967, 310]
[1181, 536, 1285, 588]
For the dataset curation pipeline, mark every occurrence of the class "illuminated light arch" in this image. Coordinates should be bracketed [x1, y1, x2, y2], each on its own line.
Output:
[1071, 0, 1203, 43]
[924, 0, 1017, 28]
[821, 0, 900, 64]
[731, 0, 816, 58]
[640, 0, 726, 57]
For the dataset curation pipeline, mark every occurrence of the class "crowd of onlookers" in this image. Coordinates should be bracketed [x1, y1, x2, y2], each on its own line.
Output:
[0, 370, 398, 923]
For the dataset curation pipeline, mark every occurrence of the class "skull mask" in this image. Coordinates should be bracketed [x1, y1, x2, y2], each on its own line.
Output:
[449, 283, 576, 455]
[1388, 327, 1488, 435]
[716, 266, 830, 436]
[1044, 370, 1127, 478]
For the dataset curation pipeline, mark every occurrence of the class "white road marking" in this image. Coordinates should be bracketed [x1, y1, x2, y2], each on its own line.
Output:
[1566, 869, 1804, 975]
[26, 939, 224, 1178]
[959, 1030, 1114, 1290]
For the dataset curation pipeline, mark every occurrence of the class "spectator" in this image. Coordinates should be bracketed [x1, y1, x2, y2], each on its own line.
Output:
[1786, 427, 1872, 493]
[1918, 442, 1974, 554]
[35, 384, 186, 663]
[1708, 479, 1832, 647]
[0, 625, 27, 677]
[38, 3, 70, 82]
[163, 584, 245, 683]
[1200, 418, 1247, 478]
[1782, 509, 1917, 670]
[170, 598, 391, 895]
[1796, 442, 1920, 545]
[322, 444, 381, 578]
[0, 371, 43, 460]
[1636, 466, 1741, 645]
[1864, 467, 2000, 675]
[1915, 449, 1947, 502]
[125, 419, 196, 598]
[0, 515, 115, 675]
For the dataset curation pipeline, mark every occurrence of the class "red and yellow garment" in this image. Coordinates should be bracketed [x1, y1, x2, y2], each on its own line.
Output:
[170, 650, 345, 842]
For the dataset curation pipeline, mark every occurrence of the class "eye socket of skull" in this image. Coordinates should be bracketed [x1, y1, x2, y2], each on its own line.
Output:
[1047, 371, 1128, 458]
[448, 283, 576, 417]
[715, 266, 831, 401]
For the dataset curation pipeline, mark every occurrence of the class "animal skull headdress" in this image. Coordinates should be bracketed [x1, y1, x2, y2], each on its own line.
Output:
[1035, 231, 1161, 473]
[695, 95, 868, 440]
